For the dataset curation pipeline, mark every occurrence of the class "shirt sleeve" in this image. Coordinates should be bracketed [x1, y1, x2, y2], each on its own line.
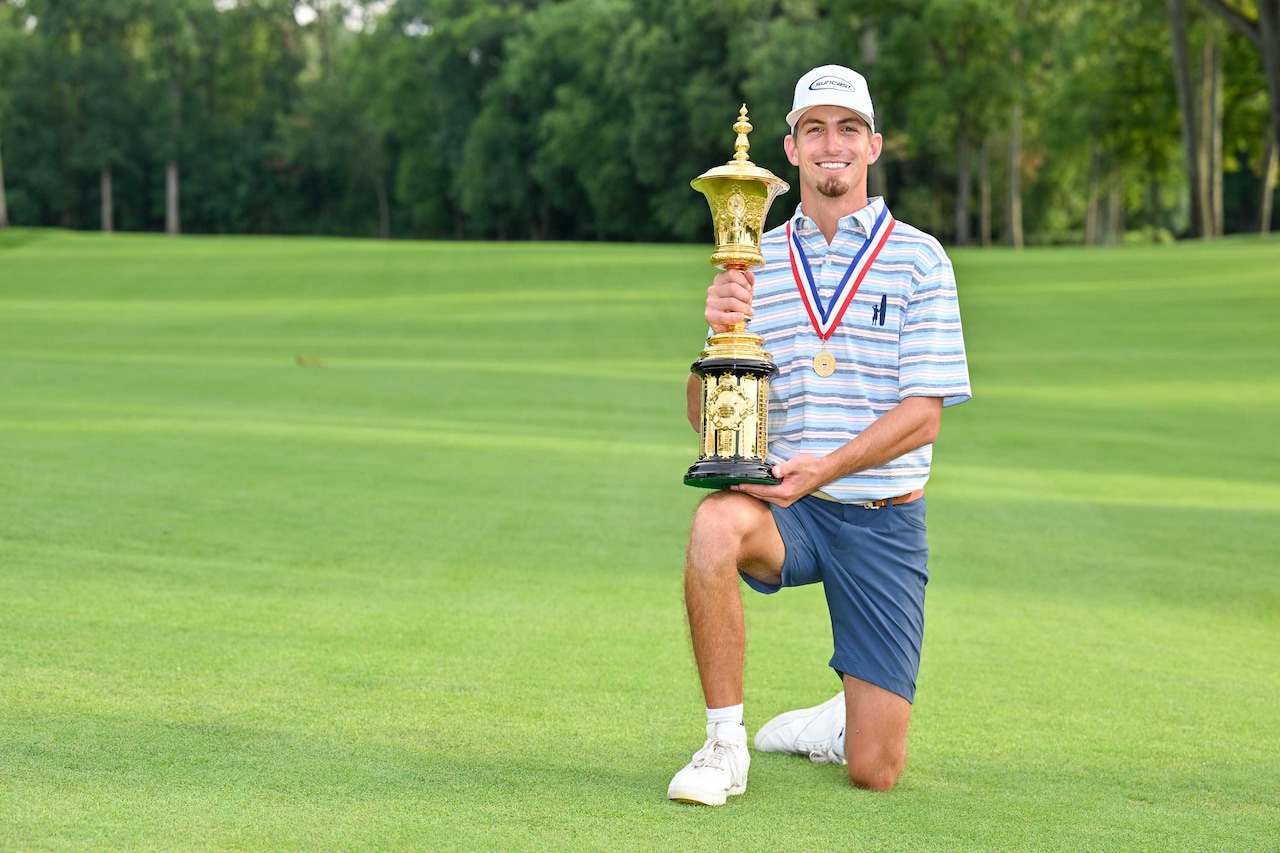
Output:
[898, 255, 972, 407]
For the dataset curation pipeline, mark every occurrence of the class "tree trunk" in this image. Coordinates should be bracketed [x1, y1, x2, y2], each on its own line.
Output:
[1085, 146, 1099, 245]
[1202, 0, 1280, 230]
[955, 114, 971, 247]
[1168, 0, 1207, 237]
[1195, 33, 1214, 236]
[166, 161, 180, 235]
[1212, 39, 1224, 237]
[1200, 27, 1224, 237]
[1261, 0, 1280, 181]
[0, 141, 8, 228]
[1262, 118, 1277, 233]
[536, 198, 551, 241]
[1006, 102, 1024, 248]
[1006, 0, 1028, 249]
[979, 136, 992, 248]
[1108, 179, 1124, 244]
[166, 75, 181, 235]
[1149, 175, 1163, 241]
[101, 166, 114, 233]
[374, 168, 390, 240]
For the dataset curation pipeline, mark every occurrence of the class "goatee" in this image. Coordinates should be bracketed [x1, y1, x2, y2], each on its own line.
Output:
[817, 178, 849, 199]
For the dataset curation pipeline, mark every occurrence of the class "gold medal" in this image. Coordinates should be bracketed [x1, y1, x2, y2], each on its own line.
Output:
[813, 348, 836, 377]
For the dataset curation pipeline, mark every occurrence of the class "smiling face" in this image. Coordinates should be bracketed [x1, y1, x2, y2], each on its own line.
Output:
[784, 105, 882, 208]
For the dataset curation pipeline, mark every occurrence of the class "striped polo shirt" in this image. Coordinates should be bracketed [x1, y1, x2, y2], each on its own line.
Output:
[748, 198, 971, 502]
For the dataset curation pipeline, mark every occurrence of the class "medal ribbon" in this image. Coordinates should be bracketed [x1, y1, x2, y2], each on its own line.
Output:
[787, 205, 895, 341]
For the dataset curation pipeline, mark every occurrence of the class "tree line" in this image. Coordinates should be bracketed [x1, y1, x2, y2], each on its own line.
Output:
[0, 0, 1276, 245]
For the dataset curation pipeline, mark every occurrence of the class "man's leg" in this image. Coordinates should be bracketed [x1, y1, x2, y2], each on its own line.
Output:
[684, 490, 786, 708]
[842, 674, 911, 791]
[754, 498, 926, 792]
[667, 490, 785, 805]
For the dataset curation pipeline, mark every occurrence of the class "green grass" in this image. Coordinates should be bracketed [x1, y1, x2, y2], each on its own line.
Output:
[1, 227, 1278, 851]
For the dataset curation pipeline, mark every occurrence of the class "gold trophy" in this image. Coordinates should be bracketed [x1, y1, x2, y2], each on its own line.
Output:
[685, 105, 790, 488]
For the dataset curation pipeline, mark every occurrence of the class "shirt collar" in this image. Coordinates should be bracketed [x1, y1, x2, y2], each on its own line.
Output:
[790, 197, 887, 238]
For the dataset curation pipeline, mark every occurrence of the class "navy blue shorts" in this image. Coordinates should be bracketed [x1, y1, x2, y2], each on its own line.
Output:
[741, 495, 929, 703]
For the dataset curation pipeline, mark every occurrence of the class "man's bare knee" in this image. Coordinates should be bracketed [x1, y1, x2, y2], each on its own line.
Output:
[687, 492, 749, 577]
[847, 755, 904, 792]
[691, 490, 762, 536]
[687, 491, 781, 583]
[689, 492, 761, 558]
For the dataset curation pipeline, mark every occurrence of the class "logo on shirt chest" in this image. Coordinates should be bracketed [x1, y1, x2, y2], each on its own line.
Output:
[869, 293, 888, 327]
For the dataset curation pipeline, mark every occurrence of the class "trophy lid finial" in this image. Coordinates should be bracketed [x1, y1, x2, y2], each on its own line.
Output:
[733, 105, 752, 163]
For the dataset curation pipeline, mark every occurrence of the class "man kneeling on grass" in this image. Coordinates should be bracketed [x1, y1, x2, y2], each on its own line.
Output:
[667, 64, 971, 805]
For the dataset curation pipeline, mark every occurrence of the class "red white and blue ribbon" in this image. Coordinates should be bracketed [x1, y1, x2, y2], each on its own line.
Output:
[787, 206, 895, 341]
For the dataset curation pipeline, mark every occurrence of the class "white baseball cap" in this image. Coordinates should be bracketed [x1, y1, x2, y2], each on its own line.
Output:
[786, 65, 875, 135]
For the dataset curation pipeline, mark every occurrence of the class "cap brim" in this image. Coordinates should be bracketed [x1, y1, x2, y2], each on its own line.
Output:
[786, 106, 875, 135]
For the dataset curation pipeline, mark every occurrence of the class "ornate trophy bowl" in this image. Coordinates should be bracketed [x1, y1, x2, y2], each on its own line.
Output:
[684, 106, 790, 489]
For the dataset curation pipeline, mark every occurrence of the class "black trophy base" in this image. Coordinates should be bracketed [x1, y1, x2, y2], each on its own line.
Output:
[684, 457, 780, 490]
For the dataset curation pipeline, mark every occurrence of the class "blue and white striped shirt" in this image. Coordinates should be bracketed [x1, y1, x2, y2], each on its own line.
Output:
[749, 198, 971, 502]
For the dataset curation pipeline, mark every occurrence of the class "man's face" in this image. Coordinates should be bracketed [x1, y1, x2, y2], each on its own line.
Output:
[784, 106, 882, 200]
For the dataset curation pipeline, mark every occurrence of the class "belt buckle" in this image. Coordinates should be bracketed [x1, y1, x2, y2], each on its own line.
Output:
[856, 500, 884, 510]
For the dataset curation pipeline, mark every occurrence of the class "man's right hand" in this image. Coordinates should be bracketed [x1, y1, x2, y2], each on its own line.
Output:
[705, 269, 756, 333]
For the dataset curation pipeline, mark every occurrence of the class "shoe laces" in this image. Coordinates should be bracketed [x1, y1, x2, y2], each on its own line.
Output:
[808, 726, 845, 765]
[691, 739, 737, 771]
[808, 746, 841, 763]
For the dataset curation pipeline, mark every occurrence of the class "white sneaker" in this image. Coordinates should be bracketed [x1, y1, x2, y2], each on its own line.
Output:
[753, 693, 846, 765]
[667, 722, 750, 805]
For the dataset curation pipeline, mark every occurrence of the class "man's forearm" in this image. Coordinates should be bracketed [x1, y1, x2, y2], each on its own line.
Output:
[817, 396, 942, 486]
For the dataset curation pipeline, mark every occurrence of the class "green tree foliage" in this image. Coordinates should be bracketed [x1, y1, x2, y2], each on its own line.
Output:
[849, 0, 1016, 245]
[338, 0, 530, 237]
[1042, 0, 1181, 242]
[177, 1, 305, 234]
[0, 0, 1273, 241]
[71, 0, 143, 231]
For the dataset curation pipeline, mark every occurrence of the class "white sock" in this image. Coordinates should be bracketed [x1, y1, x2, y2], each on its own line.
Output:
[706, 701, 747, 732]
[833, 724, 847, 761]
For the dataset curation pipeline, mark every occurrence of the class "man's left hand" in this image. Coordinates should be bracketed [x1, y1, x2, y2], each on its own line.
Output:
[731, 454, 831, 508]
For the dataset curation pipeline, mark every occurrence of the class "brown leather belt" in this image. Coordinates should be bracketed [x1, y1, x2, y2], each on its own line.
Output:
[852, 489, 924, 510]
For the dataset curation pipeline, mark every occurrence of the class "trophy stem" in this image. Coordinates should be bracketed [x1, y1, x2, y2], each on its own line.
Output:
[726, 262, 748, 334]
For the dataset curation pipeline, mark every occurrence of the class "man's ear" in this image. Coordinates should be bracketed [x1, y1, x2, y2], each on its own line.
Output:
[866, 132, 883, 166]
[784, 134, 799, 167]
